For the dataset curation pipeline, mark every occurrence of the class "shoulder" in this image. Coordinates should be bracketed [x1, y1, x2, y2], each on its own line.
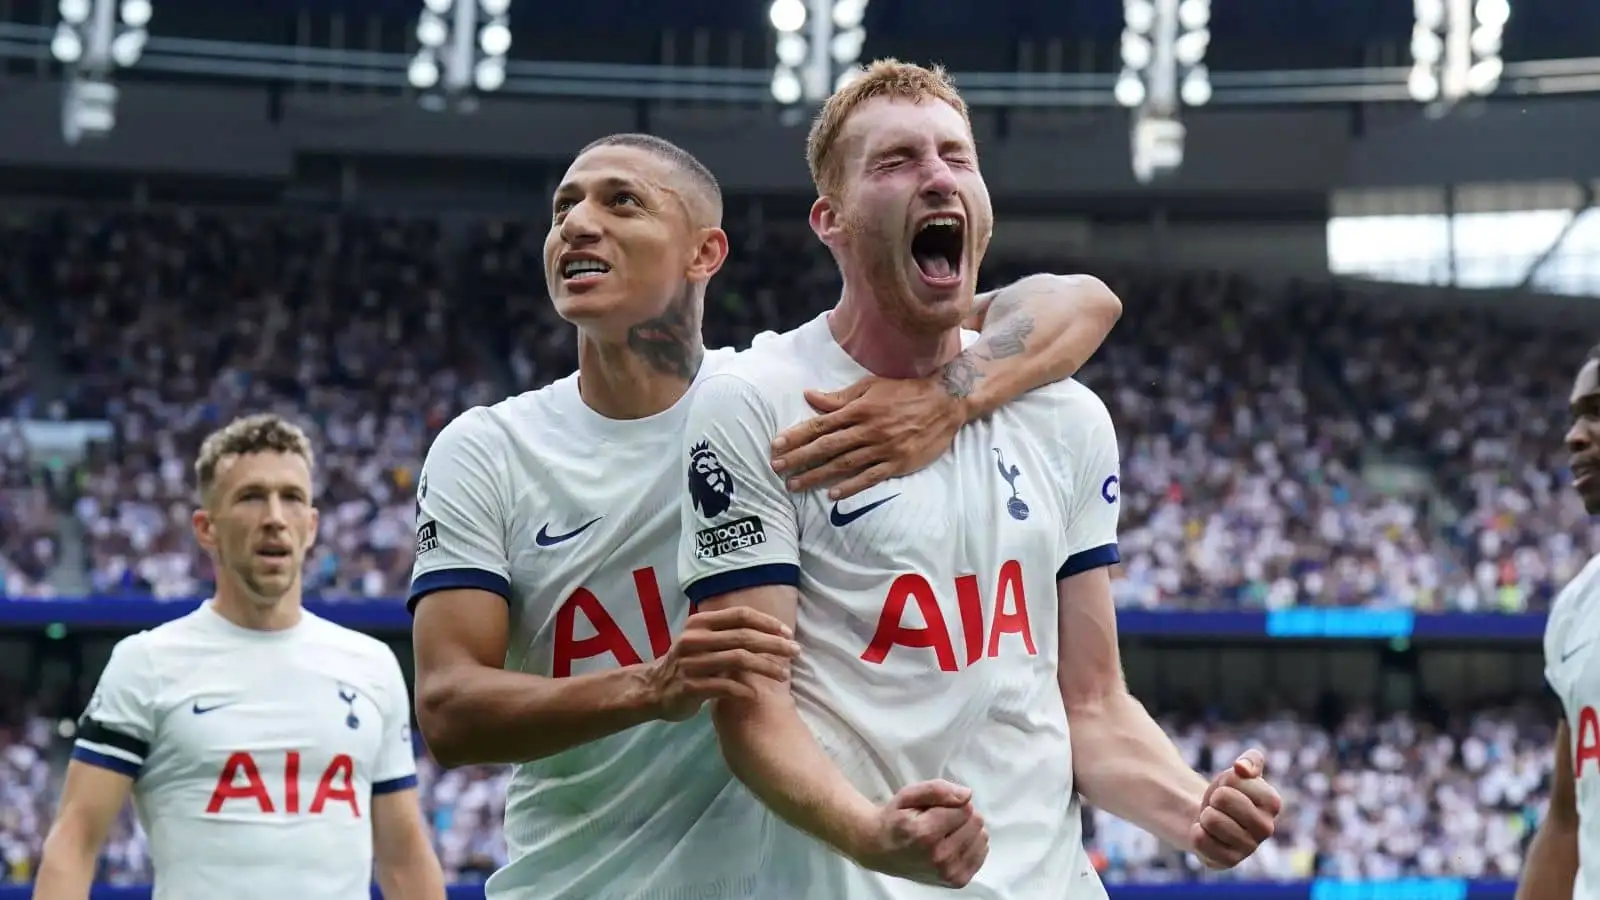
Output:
[1010, 378, 1115, 440]
[1549, 554, 1600, 646]
[103, 627, 161, 677]
[302, 618, 407, 692]
[97, 618, 197, 696]
[308, 615, 397, 660]
[433, 384, 566, 453]
[691, 338, 808, 420]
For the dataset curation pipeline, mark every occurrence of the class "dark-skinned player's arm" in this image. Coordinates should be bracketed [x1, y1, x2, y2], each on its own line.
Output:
[772, 273, 1123, 499]
[1051, 387, 1280, 870]
[35, 637, 154, 900]
[410, 409, 797, 768]
[1516, 715, 1579, 900]
[677, 374, 987, 888]
[1520, 592, 1586, 900]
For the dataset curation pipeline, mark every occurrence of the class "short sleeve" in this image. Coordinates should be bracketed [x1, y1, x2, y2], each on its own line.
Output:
[1544, 570, 1595, 708]
[1056, 387, 1123, 581]
[73, 635, 158, 779]
[408, 408, 512, 612]
[372, 648, 419, 794]
[677, 374, 801, 607]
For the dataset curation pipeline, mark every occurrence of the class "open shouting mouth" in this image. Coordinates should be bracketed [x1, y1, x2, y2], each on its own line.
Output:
[911, 214, 965, 287]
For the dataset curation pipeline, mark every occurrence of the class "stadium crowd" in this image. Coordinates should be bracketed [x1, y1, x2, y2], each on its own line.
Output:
[0, 208, 1590, 612]
[0, 688, 1554, 884]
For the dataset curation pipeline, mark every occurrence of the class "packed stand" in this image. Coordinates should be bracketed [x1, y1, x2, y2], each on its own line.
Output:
[0, 694, 1559, 885]
[35, 209, 504, 600]
[0, 214, 65, 598]
[1000, 265, 1464, 614]
[1317, 299, 1599, 611]
[8, 207, 1595, 612]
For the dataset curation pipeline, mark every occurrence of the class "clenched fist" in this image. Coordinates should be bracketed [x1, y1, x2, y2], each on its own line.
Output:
[1191, 748, 1282, 870]
[647, 607, 800, 721]
[851, 780, 990, 888]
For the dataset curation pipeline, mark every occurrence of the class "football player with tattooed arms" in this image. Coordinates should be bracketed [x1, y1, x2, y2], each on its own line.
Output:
[409, 131, 1123, 899]
[678, 60, 1284, 899]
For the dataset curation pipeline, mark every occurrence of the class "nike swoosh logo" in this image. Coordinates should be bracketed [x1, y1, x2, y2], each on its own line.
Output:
[1563, 640, 1594, 663]
[192, 702, 234, 715]
[536, 517, 603, 547]
[830, 494, 900, 527]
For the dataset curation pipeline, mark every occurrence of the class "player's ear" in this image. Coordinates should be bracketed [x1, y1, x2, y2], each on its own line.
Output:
[810, 196, 841, 247]
[191, 507, 217, 553]
[685, 226, 729, 283]
[304, 506, 321, 551]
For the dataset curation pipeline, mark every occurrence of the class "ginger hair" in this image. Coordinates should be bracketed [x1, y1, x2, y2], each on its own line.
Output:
[805, 58, 972, 197]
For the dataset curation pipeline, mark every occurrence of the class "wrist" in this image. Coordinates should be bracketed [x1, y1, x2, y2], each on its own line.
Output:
[834, 794, 885, 863]
[630, 661, 670, 721]
[1173, 785, 1206, 854]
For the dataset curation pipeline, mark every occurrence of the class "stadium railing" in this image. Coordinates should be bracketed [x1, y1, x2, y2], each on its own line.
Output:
[0, 595, 1548, 640]
[0, 878, 1520, 899]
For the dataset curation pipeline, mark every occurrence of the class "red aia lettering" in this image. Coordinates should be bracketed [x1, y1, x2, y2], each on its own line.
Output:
[1578, 706, 1600, 777]
[551, 567, 672, 678]
[861, 560, 1037, 672]
[205, 751, 360, 816]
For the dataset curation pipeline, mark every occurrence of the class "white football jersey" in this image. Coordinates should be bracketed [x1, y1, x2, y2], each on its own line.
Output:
[1544, 553, 1600, 900]
[676, 313, 1122, 900]
[72, 602, 418, 900]
[409, 346, 780, 900]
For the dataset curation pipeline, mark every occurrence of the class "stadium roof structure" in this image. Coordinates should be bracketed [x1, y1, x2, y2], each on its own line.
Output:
[27, 0, 1600, 75]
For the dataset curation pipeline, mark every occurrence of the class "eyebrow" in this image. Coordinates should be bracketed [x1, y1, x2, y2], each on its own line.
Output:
[553, 175, 650, 201]
[868, 135, 974, 162]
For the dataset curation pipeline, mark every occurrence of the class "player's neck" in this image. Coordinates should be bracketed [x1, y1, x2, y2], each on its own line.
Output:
[829, 286, 962, 379]
[576, 333, 704, 420]
[209, 588, 303, 632]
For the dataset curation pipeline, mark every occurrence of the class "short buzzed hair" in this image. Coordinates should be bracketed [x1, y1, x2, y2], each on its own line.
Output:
[807, 58, 971, 197]
[578, 133, 724, 225]
[194, 414, 315, 502]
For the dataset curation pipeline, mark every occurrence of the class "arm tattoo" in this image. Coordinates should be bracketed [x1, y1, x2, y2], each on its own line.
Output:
[938, 283, 1038, 398]
[626, 284, 704, 381]
[941, 354, 981, 399]
[984, 315, 1035, 360]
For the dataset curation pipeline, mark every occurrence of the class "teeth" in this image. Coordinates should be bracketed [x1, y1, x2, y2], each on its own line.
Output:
[921, 216, 962, 231]
[564, 259, 610, 277]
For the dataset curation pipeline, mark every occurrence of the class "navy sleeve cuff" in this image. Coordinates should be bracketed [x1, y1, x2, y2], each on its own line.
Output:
[408, 568, 513, 614]
[1057, 543, 1120, 581]
[71, 745, 141, 778]
[685, 564, 801, 609]
[373, 774, 420, 795]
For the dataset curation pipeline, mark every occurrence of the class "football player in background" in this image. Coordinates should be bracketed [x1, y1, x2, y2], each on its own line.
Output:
[678, 60, 1282, 898]
[409, 132, 1124, 899]
[1517, 344, 1600, 900]
[35, 414, 444, 900]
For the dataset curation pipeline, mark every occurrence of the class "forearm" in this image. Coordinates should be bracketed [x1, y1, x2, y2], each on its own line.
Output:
[33, 828, 100, 900]
[712, 691, 877, 860]
[376, 855, 448, 900]
[1516, 818, 1579, 900]
[418, 664, 658, 766]
[946, 273, 1122, 419]
[1069, 690, 1208, 852]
